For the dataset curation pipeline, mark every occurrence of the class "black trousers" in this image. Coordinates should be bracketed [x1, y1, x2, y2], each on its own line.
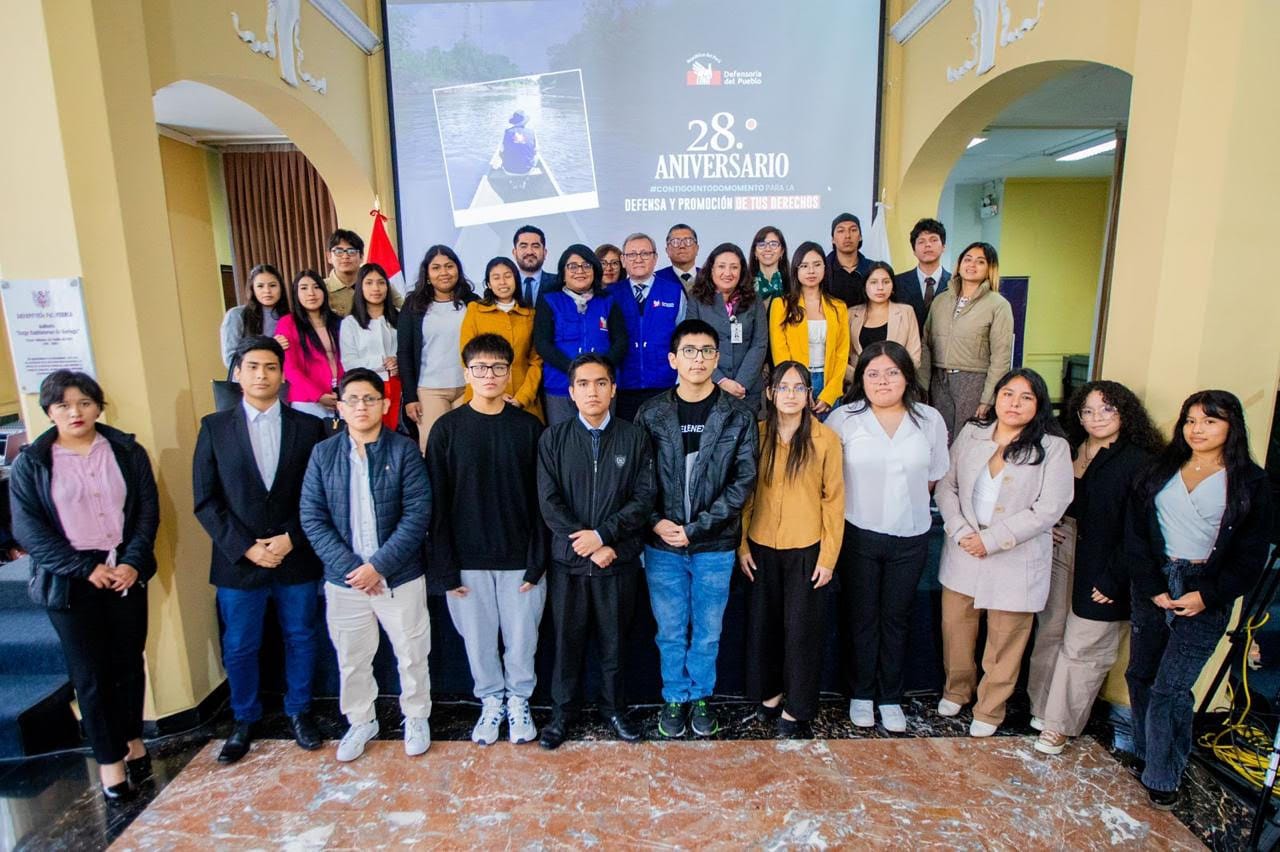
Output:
[839, 523, 929, 702]
[549, 564, 638, 717]
[744, 541, 828, 722]
[47, 579, 148, 764]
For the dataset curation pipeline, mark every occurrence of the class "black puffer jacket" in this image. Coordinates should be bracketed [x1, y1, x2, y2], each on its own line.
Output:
[633, 389, 757, 554]
[10, 425, 160, 610]
[537, 415, 655, 573]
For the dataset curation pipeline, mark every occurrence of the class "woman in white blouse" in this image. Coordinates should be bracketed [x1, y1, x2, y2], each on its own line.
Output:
[934, 368, 1073, 737]
[339, 263, 400, 428]
[826, 341, 948, 733]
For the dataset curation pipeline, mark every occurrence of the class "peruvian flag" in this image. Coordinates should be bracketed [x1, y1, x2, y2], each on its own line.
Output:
[367, 205, 406, 298]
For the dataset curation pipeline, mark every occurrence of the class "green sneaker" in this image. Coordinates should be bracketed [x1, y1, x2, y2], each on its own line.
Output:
[690, 699, 719, 737]
[657, 702, 687, 738]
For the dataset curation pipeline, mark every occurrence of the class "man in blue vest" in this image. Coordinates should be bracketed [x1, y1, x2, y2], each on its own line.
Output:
[610, 232, 687, 421]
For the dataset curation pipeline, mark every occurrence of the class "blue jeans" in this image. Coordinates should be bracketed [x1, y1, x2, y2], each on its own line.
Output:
[217, 581, 320, 721]
[1125, 569, 1230, 792]
[644, 547, 735, 703]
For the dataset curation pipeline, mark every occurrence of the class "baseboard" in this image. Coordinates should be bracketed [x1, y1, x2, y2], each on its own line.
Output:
[144, 681, 229, 738]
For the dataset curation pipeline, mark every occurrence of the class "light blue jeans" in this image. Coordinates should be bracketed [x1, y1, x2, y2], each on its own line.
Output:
[643, 546, 736, 703]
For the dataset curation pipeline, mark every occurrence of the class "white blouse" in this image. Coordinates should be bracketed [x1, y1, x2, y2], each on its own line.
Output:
[418, 302, 467, 388]
[807, 319, 828, 370]
[826, 402, 950, 537]
[339, 315, 397, 380]
[1155, 469, 1226, 560]
[972, 467, 1003, 528]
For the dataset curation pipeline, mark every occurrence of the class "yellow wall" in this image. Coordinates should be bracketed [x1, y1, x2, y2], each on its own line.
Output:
[204, 150, 234, 272]
[999, 179, 1110, 400]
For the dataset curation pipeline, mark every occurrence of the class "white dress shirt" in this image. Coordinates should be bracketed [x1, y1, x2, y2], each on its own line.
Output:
[241, 398, 282, 490]
[348, 437, 380, 562]
[826, 402, 950, 537]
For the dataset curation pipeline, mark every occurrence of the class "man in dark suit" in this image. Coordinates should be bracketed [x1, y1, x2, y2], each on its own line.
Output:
[655, 223, 700, 293]
[512, 224, 558, 302]
[193, 336, 328, 764]
[893, 218, 950, 331]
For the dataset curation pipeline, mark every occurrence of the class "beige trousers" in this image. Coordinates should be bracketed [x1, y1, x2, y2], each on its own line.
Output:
[416, 386, 465, 452]
[1026, 557, 1126, 736]
[941, 587, 1035, 726]
[325, 575, 432, 725]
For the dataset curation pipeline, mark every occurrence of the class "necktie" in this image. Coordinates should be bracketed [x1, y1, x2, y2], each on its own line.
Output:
[633, 283, 645, 304]
[523, 276, 535, 304]
[589, 428, 603, 462]
[680, 272, 692, 284]
[924, 276, 936, 306]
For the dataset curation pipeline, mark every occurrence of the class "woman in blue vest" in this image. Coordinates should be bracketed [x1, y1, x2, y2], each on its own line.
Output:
[532, 245, 629, 425]
[610, 233, 687, 421]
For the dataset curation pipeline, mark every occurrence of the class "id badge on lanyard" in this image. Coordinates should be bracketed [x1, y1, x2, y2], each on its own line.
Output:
[730, 316, 743, 344]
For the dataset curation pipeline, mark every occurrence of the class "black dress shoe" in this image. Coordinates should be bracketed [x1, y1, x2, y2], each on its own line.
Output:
[1144, 784, 1179, 811]
[776, 716, 802, 738]
[218, 722, 253, 764]
[539, 716, 567, 750]
[602, 713, 641, 742]
[101, 780, 136, 802]
[289, 713, 323, 751]
[757, 703, 783, 723]
[125, 752, 152, 784]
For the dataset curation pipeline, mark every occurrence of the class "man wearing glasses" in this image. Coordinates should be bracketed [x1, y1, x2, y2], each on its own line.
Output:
[325, 228, 403, 317]
[610, 232, 687, 421]
[634, 320, 758, 739]
[425, 334, 547, 747]
[655, 223, 701, 294]
[300, 368, 433, 762]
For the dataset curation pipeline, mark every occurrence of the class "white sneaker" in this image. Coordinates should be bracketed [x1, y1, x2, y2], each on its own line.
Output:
[937, 698, 962, 717]
[1029, 716, 1045, 732]
[404, 717, 431, 756]
[335, 720, 379, 762]
[471, 697, 505, 746]
[969, 719, 998, 737]
[507, 696, 537, 744]
[848, 699, 875, 728]
[878, 704, 908, 733]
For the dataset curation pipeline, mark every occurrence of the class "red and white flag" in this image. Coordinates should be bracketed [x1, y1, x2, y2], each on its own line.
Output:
[367, 205, 406, 298]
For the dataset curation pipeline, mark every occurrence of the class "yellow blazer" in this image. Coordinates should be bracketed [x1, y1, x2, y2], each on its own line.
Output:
[849, 302, 922, 365]
[768, 295, 849, 408]
[459, 301, 544, 422]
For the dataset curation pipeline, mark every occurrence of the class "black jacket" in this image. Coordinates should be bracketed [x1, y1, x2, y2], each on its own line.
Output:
[894, 267, 950, 332]
[1126, 462, 1274, 611]
[1068, 440, 1151, 621]
[10, 425, 159, 610]
[537, 416, 656, 574]
[633, 389, 757, 554]
[192, 403, 327, 588]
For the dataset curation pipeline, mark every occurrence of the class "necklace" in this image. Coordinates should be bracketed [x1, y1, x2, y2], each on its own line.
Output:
[1192, 456, 1223, 473]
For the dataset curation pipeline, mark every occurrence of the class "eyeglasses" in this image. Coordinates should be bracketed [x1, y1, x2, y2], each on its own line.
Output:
[467, 363, 511, 377]
[1078, 405, 1118, 421]
[331, 247, 362, 258]
[564, 262, 593, 273]
[678, 346, 718, 360]
[600, 259, 622, 270]
[623, 250, 655, 260]
[340, 395, 383, 408]
[773, 384, 809, 396]
[667, 237, 697, 248]
[864, 368, 904, 382]
[755, 240, 781, 250]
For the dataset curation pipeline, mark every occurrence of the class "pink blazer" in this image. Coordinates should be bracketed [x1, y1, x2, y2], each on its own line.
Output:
[275, 314, 343, 403]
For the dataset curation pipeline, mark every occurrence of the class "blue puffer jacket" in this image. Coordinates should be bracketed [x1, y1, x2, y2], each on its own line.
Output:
[300, 428, 431, 590]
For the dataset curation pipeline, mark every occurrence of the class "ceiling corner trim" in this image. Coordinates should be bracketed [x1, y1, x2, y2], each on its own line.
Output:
[309, 0, 382, 55]
[890, 0, 951, 44]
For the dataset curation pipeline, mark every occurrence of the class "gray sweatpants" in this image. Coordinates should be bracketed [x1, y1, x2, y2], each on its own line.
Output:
[446, 569, 547, 700]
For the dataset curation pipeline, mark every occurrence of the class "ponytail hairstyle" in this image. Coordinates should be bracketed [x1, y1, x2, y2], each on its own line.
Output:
[761, 360, 816, 484]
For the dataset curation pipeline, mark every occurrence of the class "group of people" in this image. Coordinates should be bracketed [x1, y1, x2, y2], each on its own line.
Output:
[7, 214, 1272, 817]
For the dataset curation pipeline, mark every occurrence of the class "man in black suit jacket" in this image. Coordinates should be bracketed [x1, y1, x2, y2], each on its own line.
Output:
[193, 336, 328, 764]
[894, 217, 951, 331]
[512, 223, 559, 301]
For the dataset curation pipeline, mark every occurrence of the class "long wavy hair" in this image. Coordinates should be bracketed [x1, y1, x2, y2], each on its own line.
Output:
[241, 263, 287, 336]
[747, 225, 789, 291]
[407, 245, 475, 313]
[781, 241, 836, 326]
[841, 341, 927, 426]
[350, 262, 399, 330]
[287, 269, 341, 361]
[761, 361, 816, 484]
[480, 256, 527, 308]
[1138, 389, 1257, 523]
[956, 241, 1001, 293]
[1065, 380, 1164, 455]
[690, 243, 756, 311]
[967, 368, 1065, 465]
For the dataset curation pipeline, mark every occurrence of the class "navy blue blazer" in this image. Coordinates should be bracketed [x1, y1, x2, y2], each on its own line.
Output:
[894, 267, 950, 332]
[656, 265, 698, 290]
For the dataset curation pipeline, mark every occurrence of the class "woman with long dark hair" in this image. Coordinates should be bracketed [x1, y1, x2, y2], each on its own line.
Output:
[827, 341, 948, 732]
[934, 368, 1073, 736]
[768, 241, 850, 417]
[687, 243, 769, 413]
[1125, 390, 1273, 809]
[1026, 381, 1163, 756]
[748, 226, 788, 302]
[847, 261, 922, 368]
[220, 263, 288, 368]
[397, 245, 478, 450]
[920, 242, 1014, 441]
[275, 270, 343, 419]
[740, 360, 844, 736]
[459, 257, 544, 422]
[339, 262, 401, 429]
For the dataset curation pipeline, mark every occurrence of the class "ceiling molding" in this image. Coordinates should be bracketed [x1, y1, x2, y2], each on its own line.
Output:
[157, 125, 206, 148]
[309, 0, 382, 55]
[890, 0, 950, 44]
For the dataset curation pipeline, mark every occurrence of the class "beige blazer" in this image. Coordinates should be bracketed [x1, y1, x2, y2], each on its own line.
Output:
[848, 303, 922, 365]
[934, 421, 1074, 613]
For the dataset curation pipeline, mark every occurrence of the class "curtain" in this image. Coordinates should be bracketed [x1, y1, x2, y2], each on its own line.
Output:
[222, 144, 338, 301]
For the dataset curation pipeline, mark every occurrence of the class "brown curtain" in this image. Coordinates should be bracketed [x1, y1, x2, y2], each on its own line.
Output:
[222, 144, 338, 302]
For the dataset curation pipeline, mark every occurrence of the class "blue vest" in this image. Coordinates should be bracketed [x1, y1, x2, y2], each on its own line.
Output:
[542, 290, 617, 396]
[609, 278, 681, 390]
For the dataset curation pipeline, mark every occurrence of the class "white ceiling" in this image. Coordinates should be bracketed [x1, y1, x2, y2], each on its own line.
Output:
[153, 81, 286, 144]
[946, 65, 1132, 183]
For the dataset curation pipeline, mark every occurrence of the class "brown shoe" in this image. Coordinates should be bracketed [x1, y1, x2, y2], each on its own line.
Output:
[1034, 730, 1069, 755]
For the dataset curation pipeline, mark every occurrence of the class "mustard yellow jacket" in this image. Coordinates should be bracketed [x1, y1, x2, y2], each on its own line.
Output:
[768, 295, 850, 407]
[459, 301, 544, 422]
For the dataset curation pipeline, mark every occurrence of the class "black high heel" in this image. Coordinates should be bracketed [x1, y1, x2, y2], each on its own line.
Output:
[101, 780, 136, 802]
[125, 752, 152, 784]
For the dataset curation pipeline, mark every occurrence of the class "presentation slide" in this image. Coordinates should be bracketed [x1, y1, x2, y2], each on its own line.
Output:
[386, 0, 882, 280]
